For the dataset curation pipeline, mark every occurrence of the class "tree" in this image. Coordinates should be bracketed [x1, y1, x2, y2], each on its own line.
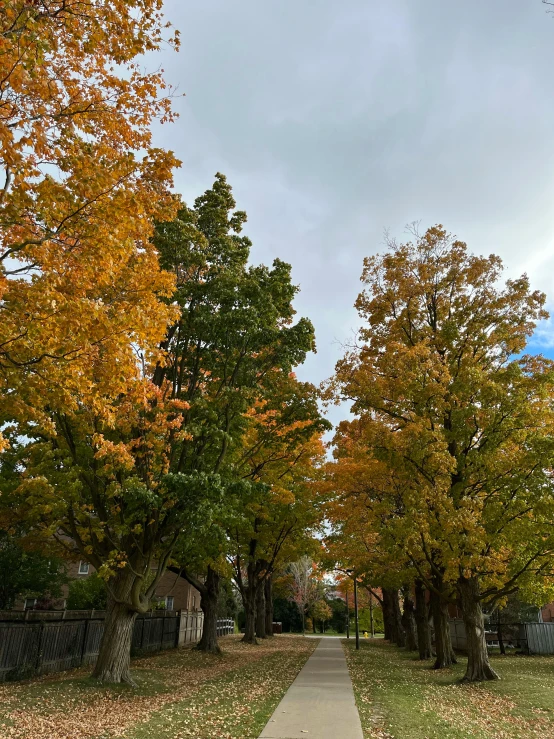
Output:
[174, 515, 231, 655]
[16, 379, 212, 684]
[217, 577, 240, 620]
[11, 172, 321, 679]
[152, 175, 321, 652]
[0, 530, 67, 610]
[311, 599, 332, 633]
[178, 565, 227, 654]
[414, 579, 433, 660]
[288, 556, 322, 633]
[401, 588, 418, 652]
[1, 1, 180, 450]
[325, 419, 446, 664]
[272, 595, 303, 632]
[2, 2, 183, 680]
[323, 433, 421, 651]
[229, 377, 328, 643]
[334, 225, 554, 681]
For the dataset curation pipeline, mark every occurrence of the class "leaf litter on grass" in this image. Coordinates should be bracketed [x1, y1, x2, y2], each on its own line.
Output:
[0, 635, 316, 739]
[344, 640, 554, 739]
[126, 646, 314, 739]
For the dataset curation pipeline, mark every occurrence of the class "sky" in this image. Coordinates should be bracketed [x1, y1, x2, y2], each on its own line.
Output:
[147, 0, 554, 426]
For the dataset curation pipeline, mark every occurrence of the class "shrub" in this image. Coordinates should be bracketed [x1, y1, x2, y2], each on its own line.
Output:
[66, 574, 107, 610]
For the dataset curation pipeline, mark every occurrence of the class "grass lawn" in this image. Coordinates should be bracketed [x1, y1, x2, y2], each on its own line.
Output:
[345, 639, 554, 739]
[0, 635, 317, 739]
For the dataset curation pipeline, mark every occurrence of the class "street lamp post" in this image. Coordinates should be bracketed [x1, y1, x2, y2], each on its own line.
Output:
[353, 575, 360, 650]
[345, 585, 350, 639]
[345, 569, 360, 650]
[369, 592, 374, 638]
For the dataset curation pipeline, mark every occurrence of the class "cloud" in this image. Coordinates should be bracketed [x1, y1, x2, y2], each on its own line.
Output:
[147, 0, 554, 408]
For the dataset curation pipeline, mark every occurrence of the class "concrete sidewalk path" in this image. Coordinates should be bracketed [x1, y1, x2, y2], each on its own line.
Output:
[258, 638, 363, 739]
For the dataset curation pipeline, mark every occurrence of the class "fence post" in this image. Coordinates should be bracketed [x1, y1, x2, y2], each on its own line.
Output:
[80, 618, 90, 666]
[13, 625, 26, 672]
[35, 621, 46, 670]
[161, 613, 165, 651]
[175, 611, 181, 648]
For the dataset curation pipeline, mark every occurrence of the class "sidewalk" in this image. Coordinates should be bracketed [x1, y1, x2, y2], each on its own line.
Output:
[258, 638, 363, 739]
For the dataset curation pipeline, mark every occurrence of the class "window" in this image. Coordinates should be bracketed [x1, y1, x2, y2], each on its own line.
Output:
[166, 596, 174, 611]
[192, 595, 197, 610]
[78, 561, 89, 575]
[24, 598, 37, 611]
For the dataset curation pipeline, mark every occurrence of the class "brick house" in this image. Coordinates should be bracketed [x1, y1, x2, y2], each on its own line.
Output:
[20, 559, 201, 613]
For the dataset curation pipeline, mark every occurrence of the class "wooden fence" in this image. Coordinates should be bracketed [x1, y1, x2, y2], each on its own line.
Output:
[520, 622, 554, 654]
[216, 618, 235, 636]
[178, 610, 204, 645]
[449, 619, 467, 651]
[0, 609, 108, 622]
[449, 619, 554, 654]
[0, 611, 234, 681]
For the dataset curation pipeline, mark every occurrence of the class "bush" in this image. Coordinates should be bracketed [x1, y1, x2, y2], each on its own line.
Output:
[66, 574, 107, 610]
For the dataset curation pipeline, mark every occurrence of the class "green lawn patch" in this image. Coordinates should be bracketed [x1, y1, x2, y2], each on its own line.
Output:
[344, 639, 554, 739]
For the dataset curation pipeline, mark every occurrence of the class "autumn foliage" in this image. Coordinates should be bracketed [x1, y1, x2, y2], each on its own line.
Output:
[1, 1, 181, 447]
[5, 0, 554, 699]
[327, 226, 554, 680]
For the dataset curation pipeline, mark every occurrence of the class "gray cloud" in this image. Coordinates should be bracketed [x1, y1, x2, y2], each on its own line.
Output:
[148, 0, 554, 425]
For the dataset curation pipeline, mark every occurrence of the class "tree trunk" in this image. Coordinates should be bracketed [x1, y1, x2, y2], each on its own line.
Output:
[256, 581, 266, 639]
[391, 589, 406, 647]
[242, 582, 258, 644]
[382, 588, 394, 641]
[401, 592, 418, 652]
[497, 613, 506, 656]
[197, 566, 221, 654]
[265, 576, 274, 636]
[238, 559, 260, 645]
[430, 586, 457, 669]
[369, 596, 375, 637]
[92, 576, 137, 684]
[458, 576, 499, 682]
[414, 579, 433, 660]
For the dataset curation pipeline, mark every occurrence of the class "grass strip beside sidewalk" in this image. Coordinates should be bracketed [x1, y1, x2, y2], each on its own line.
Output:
[344, 639, 554, 739]
[0, 635, 317, 739]
[125, 644, 312, 739]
